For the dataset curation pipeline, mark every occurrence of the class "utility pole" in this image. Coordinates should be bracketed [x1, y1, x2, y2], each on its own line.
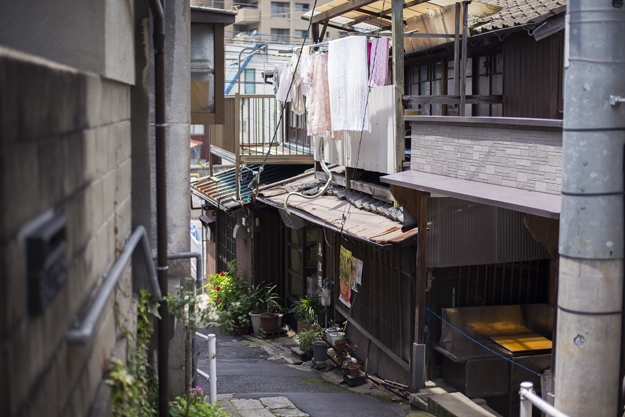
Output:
[555, 0, 625, 416]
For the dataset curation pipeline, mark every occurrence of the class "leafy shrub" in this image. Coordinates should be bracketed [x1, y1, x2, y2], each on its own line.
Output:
[170, 387, 230, 417]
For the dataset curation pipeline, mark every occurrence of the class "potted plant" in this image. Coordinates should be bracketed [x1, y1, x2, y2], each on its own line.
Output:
[259, 284, 282, 332]
[248, 282, 268, 334]
[205, 260, 250, 334]
[290, 295, 323, 332]
[297, 325, 323, 358]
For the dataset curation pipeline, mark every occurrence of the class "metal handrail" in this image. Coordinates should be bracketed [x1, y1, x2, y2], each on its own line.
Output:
[195, 332, 217, 405]
[519, 382, 570, 417]
[67, 225, 162, 344]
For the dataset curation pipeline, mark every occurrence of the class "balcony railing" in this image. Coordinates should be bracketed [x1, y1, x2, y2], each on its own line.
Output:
[235, 94, 313, 165]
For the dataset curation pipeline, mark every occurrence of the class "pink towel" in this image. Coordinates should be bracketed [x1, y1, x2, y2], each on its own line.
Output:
[369, 38, 389, 87]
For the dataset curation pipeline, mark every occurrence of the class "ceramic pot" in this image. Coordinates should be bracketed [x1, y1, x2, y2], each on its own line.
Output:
[342, 363, 360, 377]
[232, 323, 250, 336]
[334, 339, 347, 355]
[249, 311, 262, 334]
[260, 313, 279, 332]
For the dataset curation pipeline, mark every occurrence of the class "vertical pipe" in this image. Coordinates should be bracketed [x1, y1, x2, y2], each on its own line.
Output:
[556, 1, 625, 416]
[149, 0, 169, 415]
[208, 334, 217, 405]
[520, 382, 534, 417]
[459, 1, 468, 116]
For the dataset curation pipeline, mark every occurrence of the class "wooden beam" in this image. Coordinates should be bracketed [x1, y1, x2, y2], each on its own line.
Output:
[402, 95, 502, 105]
[312, 23, 320, 43]
[392, 0, 405, 173]
[380, 0, 428, 17]
[311, 0, 378, 24]
[319, 20, 329, 41]
[454, 2, 460, 96]
[414, 191, 429, 345]
[390, 184, 421, 223]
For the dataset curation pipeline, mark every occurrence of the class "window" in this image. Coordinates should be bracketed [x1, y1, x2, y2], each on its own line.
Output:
[190, 124, 205, 135]
[217, 215, 236, 273]
[295, 29, 307, 39]
[295, 3, 309, 11]
[338, 31, 348, 38]
[286, 225, 318, 300]
[472, 52, 503, 116]
[270, 2, 289, 18]
[244, 69, 255, 94]
[271, 28, 289, 43]
[406, 60, 444, 115]
[446, 58, 472, 116]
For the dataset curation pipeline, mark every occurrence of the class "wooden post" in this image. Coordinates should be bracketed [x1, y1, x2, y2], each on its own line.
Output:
[414, 190, 429, 344]
[459, 1, 469, 116]
[208, 127, 214, 176]
[454, 2, 460, 97]
[312, 23, 320, 43]
[392, 0, 405, 173]
[235, 93, 241, 199]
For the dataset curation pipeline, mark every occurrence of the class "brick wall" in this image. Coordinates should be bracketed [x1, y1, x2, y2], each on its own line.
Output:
[0, 48, 134, 417]
[410, 122, 563, 195]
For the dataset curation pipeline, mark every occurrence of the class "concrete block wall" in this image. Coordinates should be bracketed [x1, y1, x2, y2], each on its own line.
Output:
[410, 122, 563, 195]
[0, 47, 134, 417]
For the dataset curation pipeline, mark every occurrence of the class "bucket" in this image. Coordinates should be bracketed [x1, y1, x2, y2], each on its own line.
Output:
[325, 329, 338, 345]
[312, 341, 327, 362]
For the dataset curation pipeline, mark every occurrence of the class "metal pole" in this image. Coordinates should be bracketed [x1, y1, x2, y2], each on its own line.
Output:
[208, 333, 217, 405]
[459, 1, 468, 116]
[556, 1, 625, 416]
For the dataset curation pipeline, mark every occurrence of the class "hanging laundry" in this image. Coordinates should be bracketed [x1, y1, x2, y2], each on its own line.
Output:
[306, 53, 342, 140]
[276, 63, 293, 103]
[272, 64, 282, 96]
[289, 50, 306, 115]
[369, 37, 389, 87]
[328, 36, 370, 132]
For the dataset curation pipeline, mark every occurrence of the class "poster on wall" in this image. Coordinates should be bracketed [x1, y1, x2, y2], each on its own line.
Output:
[351, 257, 363, 292]
[339, 246, 352, 285]
[339, 246, 352, 306]
[340, 280, 351, 308]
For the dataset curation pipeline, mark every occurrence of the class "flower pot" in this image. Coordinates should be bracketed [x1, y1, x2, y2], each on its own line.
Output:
[277, 313, 284, 328]
[260, 313, 279, 332]
[232, 323, 250, 336]
[312, 341, 327, 362]
[249, 311, 262, 334]
[342, 363, 360, 377]
[325, 329, 338, 345]
[298, 320, 314, 333]
[334, 339, 347, 355]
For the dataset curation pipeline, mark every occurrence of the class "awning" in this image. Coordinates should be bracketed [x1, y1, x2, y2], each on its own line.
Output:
[381, 170, 561, 219]
[258, 170, 419, 245]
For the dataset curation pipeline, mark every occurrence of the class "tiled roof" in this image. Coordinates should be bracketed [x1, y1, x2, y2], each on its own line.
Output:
[469, 0, 567, 34]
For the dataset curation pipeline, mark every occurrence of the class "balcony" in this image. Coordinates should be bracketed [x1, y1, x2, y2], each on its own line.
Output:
[235, 7, 261, 25]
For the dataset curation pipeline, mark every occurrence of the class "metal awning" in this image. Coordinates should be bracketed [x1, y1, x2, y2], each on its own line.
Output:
[258, 170, 418, 245]
[381, 170, 561, 219]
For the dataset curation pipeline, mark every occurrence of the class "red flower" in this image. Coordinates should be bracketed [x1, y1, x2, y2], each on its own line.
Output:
[220, 271, 225, 276]
[218, 299, 222, 302]
[215, 286, 221, 291]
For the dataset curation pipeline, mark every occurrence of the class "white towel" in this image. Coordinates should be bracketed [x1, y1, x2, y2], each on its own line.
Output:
[328, 36, 371, 132]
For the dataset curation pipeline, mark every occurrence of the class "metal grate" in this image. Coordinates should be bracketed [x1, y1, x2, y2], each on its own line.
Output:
[217, 214, 236, 273]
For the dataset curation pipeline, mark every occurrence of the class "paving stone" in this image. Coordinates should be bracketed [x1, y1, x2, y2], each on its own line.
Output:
[271, 408, 310, 417]
[218, 400, 240, 417]
[259, 396, 296, 410]
[231, 398, 264, 410]
[238, 408, 277, 417]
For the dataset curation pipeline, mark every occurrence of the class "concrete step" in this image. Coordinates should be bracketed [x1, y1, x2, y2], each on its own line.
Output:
[428, 393, 498, 417]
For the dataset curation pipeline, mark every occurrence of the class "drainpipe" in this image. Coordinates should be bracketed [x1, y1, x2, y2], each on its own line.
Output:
[555, 1, 625, 416]
[148, 0, 170, 416]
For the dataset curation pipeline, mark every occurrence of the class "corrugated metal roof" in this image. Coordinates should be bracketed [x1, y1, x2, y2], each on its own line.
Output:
[190, 165, 309, 211]
[259, 169, 418, 244]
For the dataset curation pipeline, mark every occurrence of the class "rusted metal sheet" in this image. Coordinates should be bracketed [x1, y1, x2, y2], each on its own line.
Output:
[260, 170, 418, 244]
[426, 197, 550, 268]
[190, 164, 308, 211]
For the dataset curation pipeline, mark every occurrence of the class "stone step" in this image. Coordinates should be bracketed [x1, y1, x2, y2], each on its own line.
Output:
[428, 393, 498, 417]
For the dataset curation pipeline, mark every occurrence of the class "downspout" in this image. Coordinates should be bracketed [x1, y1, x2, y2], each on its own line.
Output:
[148, 0, 170, 416]
[555, 1, 625, 416]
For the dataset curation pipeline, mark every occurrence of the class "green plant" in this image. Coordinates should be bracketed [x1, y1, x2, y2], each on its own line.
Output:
[262, 284, 282, 316]
[248, 282, 268, 314]
[170, 387, 230, 417]
[290, 296, 323, 324]
[106, 289, 160, 417]
[298, 325, 322, 355]
[205, 261, 249, 316]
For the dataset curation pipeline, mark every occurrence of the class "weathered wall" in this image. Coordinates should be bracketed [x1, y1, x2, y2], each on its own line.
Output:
[410, 121, 563, 195]
[0, 47, 134, 417]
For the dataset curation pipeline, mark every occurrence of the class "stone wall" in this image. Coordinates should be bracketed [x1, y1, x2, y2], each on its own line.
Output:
[410, 121, 563, 195]
[0, 47, 134, 417]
